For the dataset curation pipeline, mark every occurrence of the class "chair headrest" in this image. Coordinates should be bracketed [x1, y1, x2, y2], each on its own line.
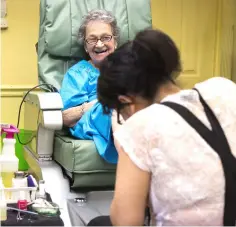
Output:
[43, 0, 152, 58]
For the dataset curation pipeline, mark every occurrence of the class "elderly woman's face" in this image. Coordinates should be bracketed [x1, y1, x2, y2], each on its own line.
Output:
[85, 21, 117, 66]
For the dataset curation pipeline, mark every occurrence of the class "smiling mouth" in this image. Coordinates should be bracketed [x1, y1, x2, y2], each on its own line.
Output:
[94, 49, 108, 54]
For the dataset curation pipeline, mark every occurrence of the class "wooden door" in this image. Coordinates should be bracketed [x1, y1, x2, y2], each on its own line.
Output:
[151, 0, 219, 88]
[218, 0, 236, 80]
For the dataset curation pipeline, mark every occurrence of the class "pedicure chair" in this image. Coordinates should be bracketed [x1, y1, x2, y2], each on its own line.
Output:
[23, 0, 152, 225]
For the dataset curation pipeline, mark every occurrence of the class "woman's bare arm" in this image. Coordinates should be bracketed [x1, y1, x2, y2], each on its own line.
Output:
[62, 100, 97, 127]
[110, 144, 150, 226]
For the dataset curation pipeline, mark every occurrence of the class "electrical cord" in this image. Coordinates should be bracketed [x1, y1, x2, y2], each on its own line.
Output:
[16, 83, 57, 145]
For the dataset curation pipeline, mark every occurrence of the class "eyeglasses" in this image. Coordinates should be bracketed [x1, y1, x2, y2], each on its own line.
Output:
[85, 35, 113, 45]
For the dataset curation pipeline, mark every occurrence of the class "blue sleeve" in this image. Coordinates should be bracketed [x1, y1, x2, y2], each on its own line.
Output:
[60, 66, 89, 110]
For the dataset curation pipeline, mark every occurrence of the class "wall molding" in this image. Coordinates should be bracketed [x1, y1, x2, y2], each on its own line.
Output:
[1, 0, 8, 29]
[1, 85, 41, 97]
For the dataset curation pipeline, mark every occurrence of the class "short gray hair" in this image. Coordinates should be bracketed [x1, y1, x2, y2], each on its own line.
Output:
[78, 9, 120, 45]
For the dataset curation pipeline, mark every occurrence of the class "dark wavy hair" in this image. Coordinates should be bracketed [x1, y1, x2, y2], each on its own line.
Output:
[97, 29, 182, 120]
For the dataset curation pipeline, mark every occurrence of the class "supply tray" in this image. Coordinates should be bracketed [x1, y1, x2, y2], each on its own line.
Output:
[3, 186, 37, 204]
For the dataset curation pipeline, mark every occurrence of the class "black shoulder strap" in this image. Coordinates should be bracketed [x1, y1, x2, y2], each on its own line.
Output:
[161, 89, 236, 226]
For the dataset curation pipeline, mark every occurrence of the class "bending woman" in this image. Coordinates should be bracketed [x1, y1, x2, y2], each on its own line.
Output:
[60, 9, 119, 163]
[97, 29, 236, 225]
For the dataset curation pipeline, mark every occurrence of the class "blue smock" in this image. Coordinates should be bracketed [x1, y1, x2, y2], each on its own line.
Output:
[60, 60, 118, 164]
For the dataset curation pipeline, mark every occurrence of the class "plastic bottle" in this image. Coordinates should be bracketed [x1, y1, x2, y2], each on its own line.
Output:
[0, 177, 7, 221]
[0, 125, 19, 191]
[12, 171, 29, 201]
[36, 180, 46, 200]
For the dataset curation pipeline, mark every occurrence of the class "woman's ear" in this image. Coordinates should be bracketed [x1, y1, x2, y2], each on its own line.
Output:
[118, 95, 135, 119]
[114, 41, 118, 50]
[84, 44, 88, 53]
[118, 95, 132, 104]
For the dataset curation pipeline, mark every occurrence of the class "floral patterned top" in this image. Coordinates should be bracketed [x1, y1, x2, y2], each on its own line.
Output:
[114, 77, 236, 226]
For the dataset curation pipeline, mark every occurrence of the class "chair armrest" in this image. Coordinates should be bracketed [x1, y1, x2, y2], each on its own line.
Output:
[24, 91, 63, 130]
[25, 92, 63, 110]
[23, 91, 64, 160]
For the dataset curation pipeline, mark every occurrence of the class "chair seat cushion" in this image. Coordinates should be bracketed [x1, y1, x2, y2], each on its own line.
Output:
[53, 132, 116, 187]
[53, 132, 117, 173]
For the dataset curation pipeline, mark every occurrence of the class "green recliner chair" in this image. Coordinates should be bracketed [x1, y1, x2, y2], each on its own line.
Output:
[23, 0, 152, 225]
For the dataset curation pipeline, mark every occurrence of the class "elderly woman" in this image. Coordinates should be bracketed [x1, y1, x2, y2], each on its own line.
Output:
[96, 29, 236, 226]
[59, 9, 119, 163]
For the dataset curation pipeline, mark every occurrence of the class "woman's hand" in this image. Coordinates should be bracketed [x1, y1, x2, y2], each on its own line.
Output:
[62, 100, 97, 127]
[83, 99, 97, 112]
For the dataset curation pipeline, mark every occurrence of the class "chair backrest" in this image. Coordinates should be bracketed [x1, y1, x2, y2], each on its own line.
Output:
[37, 0, 152, 90]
